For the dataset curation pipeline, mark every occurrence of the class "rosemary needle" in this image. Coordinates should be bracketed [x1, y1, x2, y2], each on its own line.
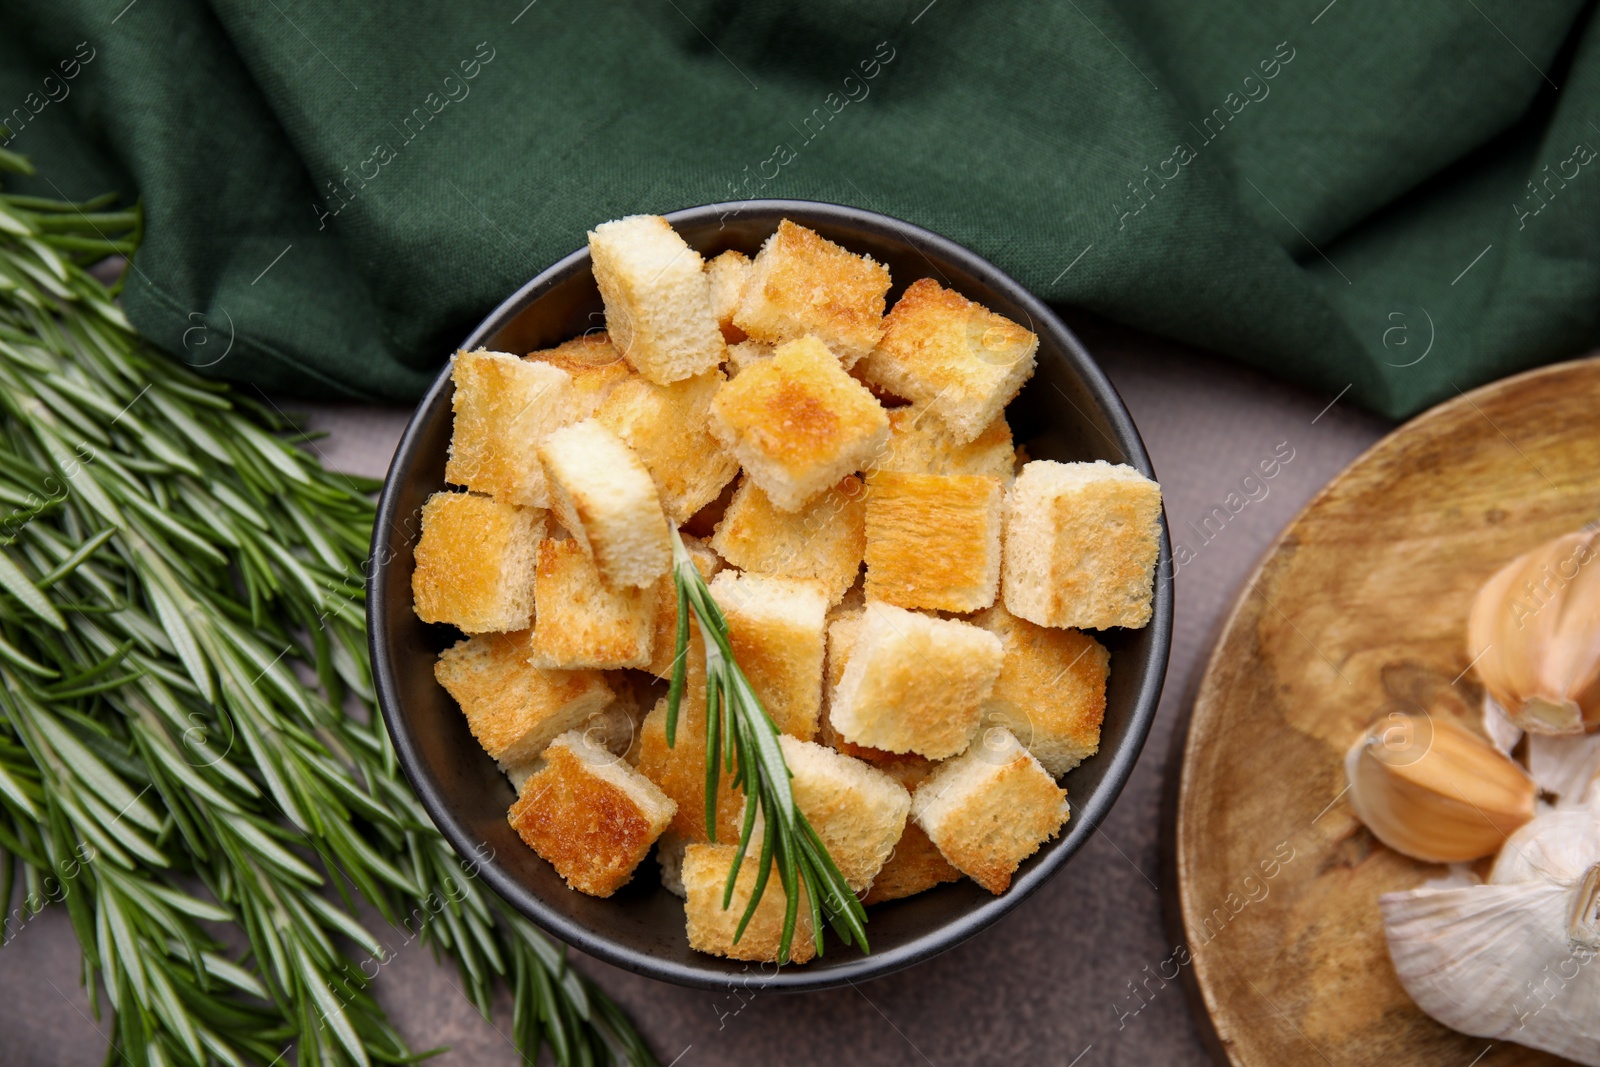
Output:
[666, 527, 869, 962]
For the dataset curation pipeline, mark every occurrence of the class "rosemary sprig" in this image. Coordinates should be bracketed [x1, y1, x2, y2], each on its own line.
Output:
[0, 154, 653, 1066]
[666, 528, 868, 962]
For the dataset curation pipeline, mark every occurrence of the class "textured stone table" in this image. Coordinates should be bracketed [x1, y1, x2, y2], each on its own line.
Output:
[0, 315, 1393, 1066]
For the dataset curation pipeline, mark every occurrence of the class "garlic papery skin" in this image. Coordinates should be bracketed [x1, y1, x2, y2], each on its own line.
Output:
[1490, 794, 1600, 886]
[1345, 711, 1536, 863]
[1468, 529, 1600, 736]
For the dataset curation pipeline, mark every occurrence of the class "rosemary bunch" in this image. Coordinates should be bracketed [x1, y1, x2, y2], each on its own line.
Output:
[665, 529, 868, 962]
[0, 153, 653, 1066]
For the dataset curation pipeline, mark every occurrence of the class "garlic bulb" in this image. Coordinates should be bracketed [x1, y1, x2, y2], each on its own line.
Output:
[1345, 710, 1536, 863]
[1468, 529, 1600, 735]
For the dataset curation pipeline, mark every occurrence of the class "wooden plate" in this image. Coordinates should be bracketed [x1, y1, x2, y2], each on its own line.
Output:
[1171, 357, 1600, 1066]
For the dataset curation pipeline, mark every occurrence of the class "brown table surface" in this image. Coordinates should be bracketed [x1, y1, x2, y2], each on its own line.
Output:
[0, 315, 1395, 1066]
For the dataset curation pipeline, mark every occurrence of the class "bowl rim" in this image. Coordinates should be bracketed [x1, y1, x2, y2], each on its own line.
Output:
[368, 198, 1172, 992]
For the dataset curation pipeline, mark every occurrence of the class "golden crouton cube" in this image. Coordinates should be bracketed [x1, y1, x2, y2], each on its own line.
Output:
[434, 631, 615, 769]
[724, 339, 774, 377]
[732, 220, 891, 368]
[445, 350, 575, 509]
[864, 470, 1003, 613]
[709, 475, 865, 605]
[707, 570, 828, 741]
[855, 278, 1038, 444]
[870, 405, 1015, 481]
[910, 727, 1069, 894]
[749, 735, 910, 894]
[645, 534, 722, 680]
[538, 419, 671, 588]
[528, 539, 655, 669]
[637, 692, 743, 843]
[412, 492, 545, 633]
[819, 609, 904, 764]
[588, 215, 725, 384]
[1002, 459, 1163, 629]
[596, 371, 740, 522]
[706, 250, 751, 343]
[829, 603, 1004, 759]
[708, 335, 889, 512]
[508, 731, 676, 897]
[525, 332, 633, 417]
[683, 843, 817, 964]
[972, 604, 1109, 777]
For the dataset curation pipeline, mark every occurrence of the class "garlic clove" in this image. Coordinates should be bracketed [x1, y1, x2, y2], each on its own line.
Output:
[1526, 730, 1600, 808]
[1468, 529, 1600, 736]
[1490, 791, 1600, 886]
[1346, 710, 1536, 863]
[1382, 877, 1600, 1065]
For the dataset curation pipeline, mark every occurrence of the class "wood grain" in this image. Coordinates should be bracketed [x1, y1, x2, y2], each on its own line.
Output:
[1175, 357, 1600, 1066]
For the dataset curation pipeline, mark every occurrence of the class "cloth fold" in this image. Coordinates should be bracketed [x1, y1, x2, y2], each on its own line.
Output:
[3, 0, 1596, 417]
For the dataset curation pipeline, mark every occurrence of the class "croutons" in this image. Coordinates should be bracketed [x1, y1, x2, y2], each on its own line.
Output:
[445, 350, 575, 508]
[434, 631, 615, 769]
[636, 693, 743, 842]
[732, 220, 891, 368]
[538, 419, 671, 588]
[645, 534, 721, 680]
[508, 731, 676, 897]
[855, 278, 1038, 444]
[528, 538, 655, 669]
[588, 215, 724, 384]
[596, 371, 740, 522]
[656, 831, 689, 898]
[910, 727, 1069, 894]
[709, 475, 865, 605]
[870, 406, 1015, 481]
[972, 604, 1109, 776]
[683, 843, 816, 964]
[749, 735, 911, 893]
[1002, 460, 1163, 629]
[863, 470, 1003, 613]
[708, 336, 889, 512]
[525, 332, 633, 417]
[707, 570, 828, 741]
[724, 340, 774, 377]
[819, 608, 901, 764]
[412, 492, 544, 633]
[862, 759, 962, 905]
[706, 250, 751, 343]
[828, 603, 1004, 759]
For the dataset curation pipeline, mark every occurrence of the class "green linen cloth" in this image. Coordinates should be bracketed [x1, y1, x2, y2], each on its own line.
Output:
[3, 0, 1596, 417]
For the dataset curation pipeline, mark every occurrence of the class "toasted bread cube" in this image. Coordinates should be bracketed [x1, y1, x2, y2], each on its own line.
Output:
[1003, 460, 1163, 629]
[744, 736, 910, 893]
[972, 604, 1109, 776]
[706, 250, 751, 343]
[864, 470, 1003, 613]
[596, 371, 740, 522]
[819, 609, 900, 764]
[708, 336, 889, 512]
[911, 727, 1068, 894]
[508, 731, 675, 897]
[589, 215, 724, 384]
[434, 631, 615, 769]
[724, 339, 774, 378]
[870, 406, 1015, 481]
[707, 571, 828, 741]
[855, 278, 1038, 443]
[525, 332, 633, 417]
[412, 492, 545, 633]
[684, 843, 816, 964]
[645, 535, 722, 680]
[829, 603, 1003, 759]
[529, 539, 655, 669]
[732, 220, 891, 368]
[445, 350, 575, 509]
[656, 831, 689, 898]
[539, 419, 671, 588]
[637, 692, 743, 842]
[862, 758, 962, 904]
[709, 475, 865, 605]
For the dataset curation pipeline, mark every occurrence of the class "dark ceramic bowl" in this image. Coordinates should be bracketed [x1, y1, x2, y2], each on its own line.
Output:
[369, 200, 1171, 992]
